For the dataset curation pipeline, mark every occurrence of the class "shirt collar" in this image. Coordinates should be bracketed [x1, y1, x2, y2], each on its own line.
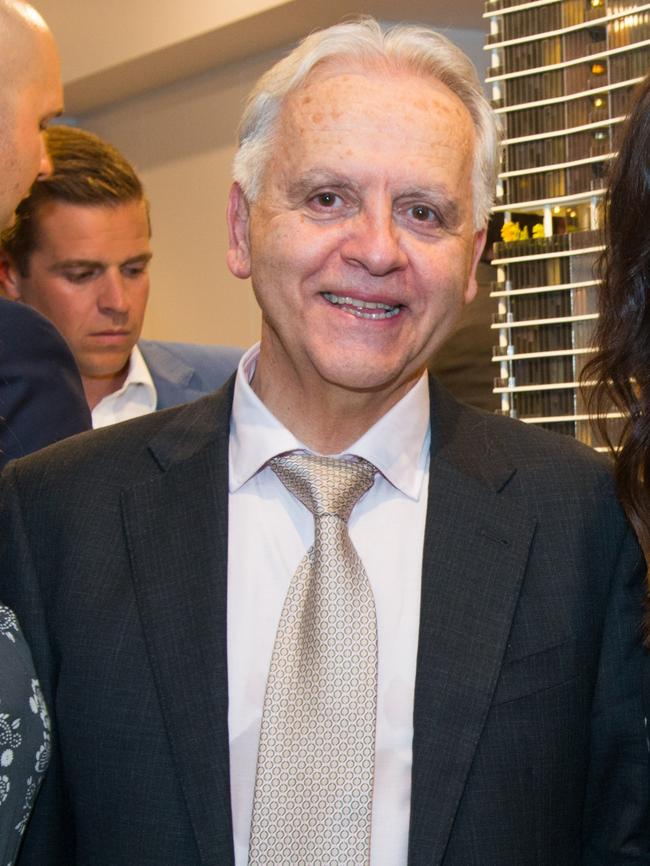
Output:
[229, 343, 430, 501]
[91, 343, 157, 414]
[124, 344, 155, 392]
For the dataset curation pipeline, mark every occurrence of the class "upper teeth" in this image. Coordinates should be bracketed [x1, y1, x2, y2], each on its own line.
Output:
[323, 293, 400, 318]
[323, 293, 394, 310]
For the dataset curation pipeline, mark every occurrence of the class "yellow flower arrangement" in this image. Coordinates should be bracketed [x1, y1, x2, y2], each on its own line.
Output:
[500, 220, 545, 243]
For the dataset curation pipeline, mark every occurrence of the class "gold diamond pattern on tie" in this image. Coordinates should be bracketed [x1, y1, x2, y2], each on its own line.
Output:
[248, 451, 378, 866]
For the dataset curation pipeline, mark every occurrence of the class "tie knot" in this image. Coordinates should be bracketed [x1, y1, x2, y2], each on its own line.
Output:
[269, 452, 376, 521]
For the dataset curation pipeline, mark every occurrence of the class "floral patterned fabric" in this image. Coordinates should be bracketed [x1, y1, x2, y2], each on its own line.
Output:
[0, 606, 49, 866]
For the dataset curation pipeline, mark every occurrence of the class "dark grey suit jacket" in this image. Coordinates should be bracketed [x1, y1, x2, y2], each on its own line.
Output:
[0, 377, 647, 865]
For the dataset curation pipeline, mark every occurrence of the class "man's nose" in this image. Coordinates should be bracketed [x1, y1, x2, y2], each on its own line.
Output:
[340, 206, 408, 276]
[98, 271, 129, 313]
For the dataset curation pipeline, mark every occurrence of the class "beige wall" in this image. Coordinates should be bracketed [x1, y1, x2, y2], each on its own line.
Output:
[36, 0, 486, 114]
[80, 50, 281, 348]
[37, 0, 288, 82]
[75, 25, 487, 349]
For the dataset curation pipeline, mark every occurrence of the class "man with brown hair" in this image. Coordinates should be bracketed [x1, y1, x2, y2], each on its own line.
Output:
[1, 125, 242, 426]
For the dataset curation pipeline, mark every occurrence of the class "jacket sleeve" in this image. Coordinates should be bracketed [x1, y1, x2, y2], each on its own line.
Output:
[0, 302, 91, 467]
[581, 518, 650, 864]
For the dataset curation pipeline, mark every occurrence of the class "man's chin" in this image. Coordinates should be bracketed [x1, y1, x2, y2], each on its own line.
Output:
[80, 354, 132, 381]
[318, 360, 424, 398]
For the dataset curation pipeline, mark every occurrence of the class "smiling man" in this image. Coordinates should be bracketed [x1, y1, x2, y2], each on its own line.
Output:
[1, 124, 242, 426]
[1, 19, 648, 866]
[227, 63, 484, 451]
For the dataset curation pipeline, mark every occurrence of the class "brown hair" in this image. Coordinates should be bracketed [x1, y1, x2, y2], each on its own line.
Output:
[2, 124, 147, 275]
[584, 73, 650, 631]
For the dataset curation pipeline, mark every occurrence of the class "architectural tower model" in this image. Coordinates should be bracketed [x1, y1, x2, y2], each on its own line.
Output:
[485, 0, 650, 446]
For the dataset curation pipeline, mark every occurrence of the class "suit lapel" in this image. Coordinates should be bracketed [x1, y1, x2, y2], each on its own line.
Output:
[140, 340, 203, 408]
[408, 382, 537, 866]
[120, 386, 235, 866]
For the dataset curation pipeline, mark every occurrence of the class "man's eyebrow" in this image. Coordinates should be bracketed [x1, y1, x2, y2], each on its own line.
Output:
[286, 170, 354, 199]
[50, 258, 105, 271]
[50, 252, 153, 271]
[121, 253, 153, 266]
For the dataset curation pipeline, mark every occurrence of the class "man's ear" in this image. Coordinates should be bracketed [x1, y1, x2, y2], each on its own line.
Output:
[0, 250, 22, 300]
[226, 183, 252, 280]
[462, 227, 487, 305]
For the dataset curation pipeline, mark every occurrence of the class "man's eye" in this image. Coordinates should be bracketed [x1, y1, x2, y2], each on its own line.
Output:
[63, 270, 95, 284]
[312, 191, 340, 208]
[122, 264, 147, 278]
[410, 204, 437, 222]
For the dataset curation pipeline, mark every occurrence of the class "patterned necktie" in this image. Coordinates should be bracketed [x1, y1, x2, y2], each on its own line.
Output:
[248, 451, 378, 866]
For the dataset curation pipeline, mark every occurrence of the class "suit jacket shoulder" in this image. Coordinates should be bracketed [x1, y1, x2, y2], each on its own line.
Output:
[138, 339, 243, 409]
[428, 374, 614, 495]
[0, 299, 91, 467]
[4, 378, 235, 494]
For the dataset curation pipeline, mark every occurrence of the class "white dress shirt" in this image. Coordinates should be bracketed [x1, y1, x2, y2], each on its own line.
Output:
[91, 344, 157, 428]
[228, 343, 430, 866]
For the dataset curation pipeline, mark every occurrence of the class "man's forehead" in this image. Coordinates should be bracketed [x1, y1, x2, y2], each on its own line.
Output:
[0, 34, 61, 130]
[282, 62, 469, 131]
[0, 3, 49, 82]
[30, 199, 151, 251]
[37, 198, 148, 223]
[273, 64, 474, 171]
[253, 63, 476, 222]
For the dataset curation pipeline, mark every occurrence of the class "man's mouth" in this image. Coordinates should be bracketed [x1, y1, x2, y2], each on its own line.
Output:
[322, 292, 401, 320]
[90, 330, 131, 343]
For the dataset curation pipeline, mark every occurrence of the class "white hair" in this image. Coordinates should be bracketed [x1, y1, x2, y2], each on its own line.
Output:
[232, 17, 501, 229]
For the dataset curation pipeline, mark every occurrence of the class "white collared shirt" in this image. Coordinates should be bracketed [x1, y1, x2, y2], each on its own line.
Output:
[91, 344, 157, 428]
[228, 343, 430, 866]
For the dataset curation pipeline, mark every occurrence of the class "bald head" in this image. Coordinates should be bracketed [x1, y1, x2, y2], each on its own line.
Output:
[0, 0, 62, 230]
[0, 2, 48, 79]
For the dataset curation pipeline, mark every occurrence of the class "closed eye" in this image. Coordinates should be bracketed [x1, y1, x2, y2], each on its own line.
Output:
[61, 267, 101, 284]
[120, 262, 149, 279]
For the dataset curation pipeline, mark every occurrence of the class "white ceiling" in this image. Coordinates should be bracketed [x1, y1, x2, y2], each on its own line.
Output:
[36, 0, 487, 114]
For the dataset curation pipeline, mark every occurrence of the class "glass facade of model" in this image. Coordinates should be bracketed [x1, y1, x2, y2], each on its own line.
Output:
[485, 0, 650, 446]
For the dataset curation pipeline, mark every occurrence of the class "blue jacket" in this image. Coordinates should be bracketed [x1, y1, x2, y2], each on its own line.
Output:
[0, 299, 91, 467]
[138, 340, 243, 409]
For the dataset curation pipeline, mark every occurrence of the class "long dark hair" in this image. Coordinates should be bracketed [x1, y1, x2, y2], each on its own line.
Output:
[585, 74, 650, 612]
